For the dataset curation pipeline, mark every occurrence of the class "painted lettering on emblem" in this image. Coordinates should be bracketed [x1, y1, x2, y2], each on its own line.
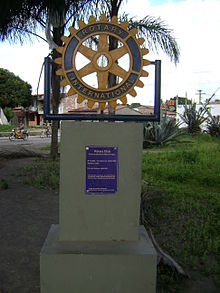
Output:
[82, 87, 87, 94]
[104, 25, 109, 31]
[70, 78, 78, 86]
[94, 92, 100, 99]
[82, 29, 88, 35]
[88, 91, 94, 97]
[96, 24, 101, 31]
[125, 82, 131, 89]
[100, 93, 105, 99]
[111, 26, 117, 33]
[120, 86, 127, 93]
[89, 26, 95, 32]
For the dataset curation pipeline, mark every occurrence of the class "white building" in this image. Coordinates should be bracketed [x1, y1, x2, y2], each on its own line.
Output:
[0, 107, 8, 125]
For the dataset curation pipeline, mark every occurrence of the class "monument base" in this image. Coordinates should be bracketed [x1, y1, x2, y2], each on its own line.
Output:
[40, 225, 157, 293]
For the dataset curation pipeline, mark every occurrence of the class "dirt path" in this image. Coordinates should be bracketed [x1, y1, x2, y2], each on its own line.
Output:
[0, 157, 58, 293]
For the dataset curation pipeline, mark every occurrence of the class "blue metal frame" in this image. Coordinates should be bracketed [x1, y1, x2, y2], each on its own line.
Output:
[44, 57, 161, 122]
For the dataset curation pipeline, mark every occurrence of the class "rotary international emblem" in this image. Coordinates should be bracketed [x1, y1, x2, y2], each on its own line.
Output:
[55, 14, 150, 110]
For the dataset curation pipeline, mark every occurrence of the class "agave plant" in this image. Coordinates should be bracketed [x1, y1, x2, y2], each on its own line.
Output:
[178, 101, 209, 134]
[205, 107, 220, 136]
[143, 113, 182, 147]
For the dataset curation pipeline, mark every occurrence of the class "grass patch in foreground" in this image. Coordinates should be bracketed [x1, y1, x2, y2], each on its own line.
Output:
[142, 134, 220, 290]
[17, 158, 60, 191]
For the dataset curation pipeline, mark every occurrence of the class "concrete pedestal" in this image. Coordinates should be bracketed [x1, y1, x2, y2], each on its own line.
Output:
[59, 121, 143, 241]
[40, 121, 157, 292]
[40, 225, 157, 293]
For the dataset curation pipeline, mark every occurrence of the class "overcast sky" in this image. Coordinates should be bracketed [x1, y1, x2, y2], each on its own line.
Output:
[0, 0, 219, 106]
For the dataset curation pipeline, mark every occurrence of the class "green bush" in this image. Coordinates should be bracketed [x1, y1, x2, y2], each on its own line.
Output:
[207, 115, 220, 137]
[0, 124, 16, 132]
[3, 107, 14, 122]
[143, 113, 183, 147]
[179, 101, 208, 134]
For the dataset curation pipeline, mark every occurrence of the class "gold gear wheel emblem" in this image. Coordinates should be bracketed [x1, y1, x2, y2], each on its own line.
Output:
[55, 14, 150, 110]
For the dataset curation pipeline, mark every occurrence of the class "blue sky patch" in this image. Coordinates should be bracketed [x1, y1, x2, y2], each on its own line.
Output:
[149, 0, 183, 6]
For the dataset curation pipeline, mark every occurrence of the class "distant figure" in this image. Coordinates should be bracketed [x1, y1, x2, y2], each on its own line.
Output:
[45, 120, 51, 137]
[18, 121, 24, 134]
[41, 120, 51, 138]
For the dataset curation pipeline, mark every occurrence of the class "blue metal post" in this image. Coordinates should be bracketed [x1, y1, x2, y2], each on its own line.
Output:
[153, 60, 161, 121]
[44, 56, 51, 119]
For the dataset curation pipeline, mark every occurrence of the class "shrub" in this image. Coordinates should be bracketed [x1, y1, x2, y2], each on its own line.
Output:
[204, 105, 220, 137]
[206, 115, 220, 136]
[179, 102, 208, 134]
[3, 107, 14, 122]
[143, 114, 183, 147]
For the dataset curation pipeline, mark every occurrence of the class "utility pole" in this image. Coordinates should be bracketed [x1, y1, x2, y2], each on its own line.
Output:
[196, 89, 205, 104]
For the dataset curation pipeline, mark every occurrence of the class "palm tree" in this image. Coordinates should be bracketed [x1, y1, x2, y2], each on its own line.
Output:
[0, 0, 180, 158]
[0, 0, 94, 159]
[94, 1, 180, 64]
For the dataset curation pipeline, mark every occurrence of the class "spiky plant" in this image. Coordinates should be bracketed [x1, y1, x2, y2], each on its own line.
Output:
[143, 113, 182, 147]
[179, 101, 209, 134]
[205, 107, 220, 136]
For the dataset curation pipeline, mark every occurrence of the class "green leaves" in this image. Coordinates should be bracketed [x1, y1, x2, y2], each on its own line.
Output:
[127, 15, 180, 65]
[0, 68, 32, 108]
[205, 106, 220, 137]
[179, 102, 207, 134]
[143, 114, 182, 147]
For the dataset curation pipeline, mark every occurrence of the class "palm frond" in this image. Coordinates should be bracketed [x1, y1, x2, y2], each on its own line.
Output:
[128, 15, 180, 64]
[0, 0, 97, 43]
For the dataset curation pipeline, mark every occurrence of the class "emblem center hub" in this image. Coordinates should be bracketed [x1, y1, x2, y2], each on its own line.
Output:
[93, 52, 112, 72]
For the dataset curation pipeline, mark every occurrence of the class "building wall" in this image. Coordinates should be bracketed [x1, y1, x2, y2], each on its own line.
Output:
[0, 108, 8, 125]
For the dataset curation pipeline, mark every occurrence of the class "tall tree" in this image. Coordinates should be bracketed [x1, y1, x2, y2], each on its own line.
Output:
[0, 0, 180, 158]
[0, 68, 32, 108]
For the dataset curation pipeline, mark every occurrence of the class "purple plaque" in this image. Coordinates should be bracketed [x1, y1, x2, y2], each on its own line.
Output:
[86, 146, 118, 194]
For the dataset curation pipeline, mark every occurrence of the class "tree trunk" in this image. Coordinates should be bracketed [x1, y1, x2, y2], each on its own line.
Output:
[107, 0, 121, 114]
[50, 55, 59, 160]
[50, 27, 63, 160]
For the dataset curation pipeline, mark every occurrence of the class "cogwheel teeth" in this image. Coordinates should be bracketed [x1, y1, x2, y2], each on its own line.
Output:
[56, 14, 150, 110]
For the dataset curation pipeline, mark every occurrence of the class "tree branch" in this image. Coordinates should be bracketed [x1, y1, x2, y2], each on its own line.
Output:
[12, 27, 48, 43]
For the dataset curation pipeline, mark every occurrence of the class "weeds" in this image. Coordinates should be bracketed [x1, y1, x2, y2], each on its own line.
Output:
[0, 124, 16, 132]
[17, 158, 59, 190]
[143, 134, 220, 288]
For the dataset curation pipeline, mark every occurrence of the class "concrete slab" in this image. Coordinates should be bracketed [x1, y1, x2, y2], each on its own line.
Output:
[40, 225, 157, 293]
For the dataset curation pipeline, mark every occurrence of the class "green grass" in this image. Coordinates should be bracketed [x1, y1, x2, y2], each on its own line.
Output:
[17, 158, 60, 191]
[0, 124, 43, 132]
[142, 133, 220, 290]
[0, 124, 16, 132]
